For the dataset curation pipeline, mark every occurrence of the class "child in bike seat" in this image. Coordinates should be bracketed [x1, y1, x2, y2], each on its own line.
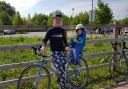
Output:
[69, 24, 86, 65]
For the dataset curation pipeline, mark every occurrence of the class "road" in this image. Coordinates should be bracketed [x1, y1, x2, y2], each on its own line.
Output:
[0, 31, 104, 38]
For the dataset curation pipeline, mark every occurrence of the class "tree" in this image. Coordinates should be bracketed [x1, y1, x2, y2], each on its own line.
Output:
[0, 12, 12, 25]
[62, 15, 70, 25]
[0, 1, 15, 17]
[70, 12, 89, 25]
[94, 0, 113, 24]
[12, 12, 23, 25]
[78, 12, 89, 25]
[32, 13, 48, 25]
[23, 14, 32, 25]
[22, 17, 27, 25]
[47, 13, 53, 26]
[71, 15, 80, 25]
[119, 18, 128, 25]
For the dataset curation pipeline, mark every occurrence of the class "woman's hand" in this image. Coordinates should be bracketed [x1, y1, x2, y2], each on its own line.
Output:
[40, 46, 45, 56]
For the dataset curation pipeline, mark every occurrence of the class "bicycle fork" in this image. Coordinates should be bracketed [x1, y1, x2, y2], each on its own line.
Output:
[33, 65, 42, 86]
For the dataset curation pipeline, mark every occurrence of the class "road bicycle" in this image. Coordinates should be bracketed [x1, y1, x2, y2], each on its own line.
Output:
[17, 46, 89, 89]
[109, 40, 128, 83]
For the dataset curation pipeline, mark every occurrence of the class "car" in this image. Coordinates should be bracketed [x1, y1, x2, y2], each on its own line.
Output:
[3, 30, 16, 35]
[124, 27, 128, 36]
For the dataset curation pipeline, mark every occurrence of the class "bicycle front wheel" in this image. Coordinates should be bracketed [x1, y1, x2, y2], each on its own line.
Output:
[109, 53, 127, 83]
[17, 65, 51, 89]
[67, 57, 89, 89]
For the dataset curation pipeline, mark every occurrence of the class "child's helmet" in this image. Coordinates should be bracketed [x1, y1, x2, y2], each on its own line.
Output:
[76, 24, 84, 32]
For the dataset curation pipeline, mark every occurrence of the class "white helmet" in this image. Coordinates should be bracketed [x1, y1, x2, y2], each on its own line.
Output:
[76, 24, 84, 32]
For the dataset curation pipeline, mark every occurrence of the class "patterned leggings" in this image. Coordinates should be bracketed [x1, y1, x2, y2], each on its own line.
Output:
[51, 51, 68, 89]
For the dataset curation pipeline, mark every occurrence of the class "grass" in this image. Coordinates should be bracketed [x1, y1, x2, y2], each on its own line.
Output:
[0, 36, 126, 89]
[0, 37, 42, 46]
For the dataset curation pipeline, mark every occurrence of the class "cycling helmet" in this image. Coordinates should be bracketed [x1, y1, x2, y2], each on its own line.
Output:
[76, 24, 84, 32]
[52, 10, 63, 18]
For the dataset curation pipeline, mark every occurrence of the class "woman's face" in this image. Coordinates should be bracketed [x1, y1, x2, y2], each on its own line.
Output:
[77, 29, 83, 35]
[53, 17, 62, 27]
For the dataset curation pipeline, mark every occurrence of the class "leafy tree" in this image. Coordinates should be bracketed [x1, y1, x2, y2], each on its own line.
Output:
[62, 15, 70, 25]
[70, 12, 89, 25]
[78, 12, 89, 25]
[119, 18, 128, 25]
[94, 0, 113, 24]
[0, 1, 15, 17]
[47, 13, 53, 26]
[25, 14, 33, 25]
[0, 12, 12, 25]
[32, 13, 48, 25]
[12, 12, 23, 25]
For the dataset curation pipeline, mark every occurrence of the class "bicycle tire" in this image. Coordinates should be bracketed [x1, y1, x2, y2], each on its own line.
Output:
[67, 57, 89, 89]
[17, 65, 51, 89]
[109, 53, 127, 83]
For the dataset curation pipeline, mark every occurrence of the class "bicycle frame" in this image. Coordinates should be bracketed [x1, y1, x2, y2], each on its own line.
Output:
[31, 46, 89, 88]
[33, 53, 83, 85]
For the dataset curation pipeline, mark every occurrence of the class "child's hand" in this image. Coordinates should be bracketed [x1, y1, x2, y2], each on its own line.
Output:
[65, 47, 69, 52]
[76, 40, 79, 44]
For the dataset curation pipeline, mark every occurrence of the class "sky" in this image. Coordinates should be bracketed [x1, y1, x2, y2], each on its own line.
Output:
[1, 0, 128, 19]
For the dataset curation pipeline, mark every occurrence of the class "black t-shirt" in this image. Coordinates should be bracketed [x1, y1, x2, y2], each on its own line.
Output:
[43, 26, 68, 51]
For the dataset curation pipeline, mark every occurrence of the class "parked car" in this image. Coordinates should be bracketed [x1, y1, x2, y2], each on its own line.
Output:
[3, 30, 16, 35]
[124, 27, 128, 36]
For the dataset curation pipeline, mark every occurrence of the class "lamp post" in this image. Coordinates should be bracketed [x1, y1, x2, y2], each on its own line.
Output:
[72, 8, 74, 17]
[72, 8, 75, 37]
[90, 0, 94, 40]
[91, 0, 93, 24]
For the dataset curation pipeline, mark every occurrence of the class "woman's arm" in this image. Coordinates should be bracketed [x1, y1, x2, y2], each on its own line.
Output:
[40, 30, 50, 55]
[63, 30, 68, 47]
[42, 30, 50, 47]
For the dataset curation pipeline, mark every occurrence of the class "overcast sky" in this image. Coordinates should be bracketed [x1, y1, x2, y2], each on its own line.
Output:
[2, 0, 128, 19]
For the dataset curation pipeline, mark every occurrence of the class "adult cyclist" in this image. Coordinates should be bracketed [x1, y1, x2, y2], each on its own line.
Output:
[40, 10, 69, 89]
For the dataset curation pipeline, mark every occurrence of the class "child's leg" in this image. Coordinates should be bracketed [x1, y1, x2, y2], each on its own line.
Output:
[70, 48, 76, 64]
[73, 48, 76, 61]
[76, 47, 82, 65]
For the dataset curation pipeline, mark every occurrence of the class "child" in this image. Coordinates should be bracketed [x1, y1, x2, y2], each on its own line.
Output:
[70, 24, 86, 65]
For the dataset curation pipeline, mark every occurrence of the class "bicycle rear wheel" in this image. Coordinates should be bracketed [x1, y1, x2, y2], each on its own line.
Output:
[125, 49, 128, 58]
[109, 53, 127, 83]
[17, 65, 51, 89]
[67, 57, 89, 89]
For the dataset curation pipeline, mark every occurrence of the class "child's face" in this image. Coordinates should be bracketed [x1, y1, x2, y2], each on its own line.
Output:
[76, 29, 83, 35]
